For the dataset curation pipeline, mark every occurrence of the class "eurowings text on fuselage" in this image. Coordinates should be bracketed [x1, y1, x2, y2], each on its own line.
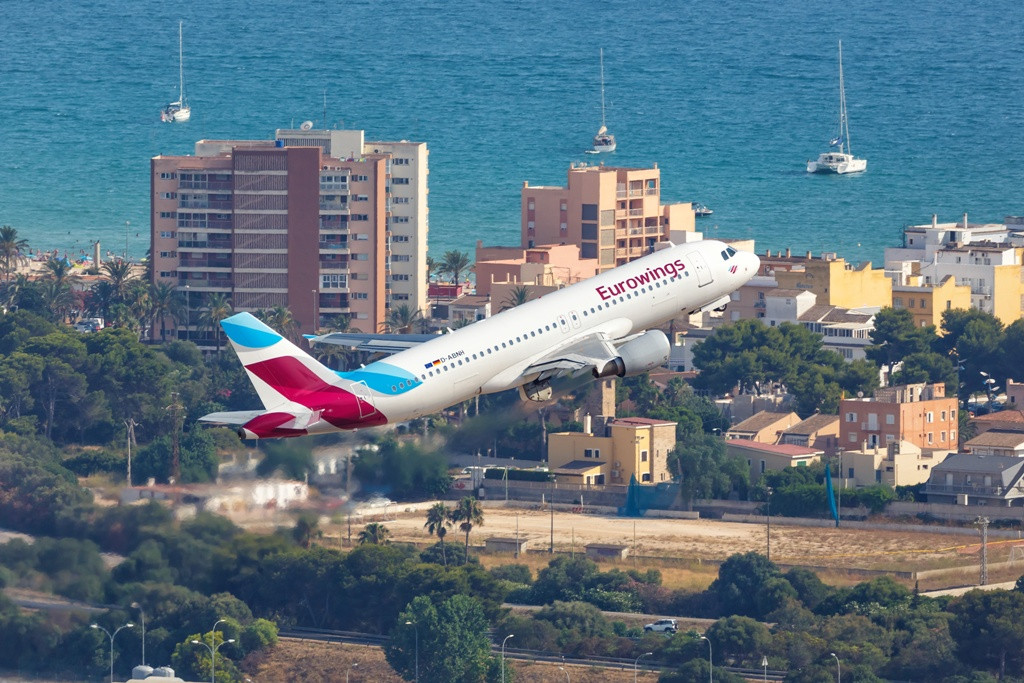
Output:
[200, 240, 759, 438]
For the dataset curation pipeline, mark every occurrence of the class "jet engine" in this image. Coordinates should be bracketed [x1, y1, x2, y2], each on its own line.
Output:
[593, 329, 670, 378]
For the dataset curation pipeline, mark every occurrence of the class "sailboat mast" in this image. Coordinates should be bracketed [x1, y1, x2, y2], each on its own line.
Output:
[599, 48, 607, 128]
[178, 21, 185, 104]
[838, 40, 850, 156]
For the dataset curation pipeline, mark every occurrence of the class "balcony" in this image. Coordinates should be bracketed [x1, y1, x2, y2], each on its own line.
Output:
[924, 483, 1018, 497]
[179, 258, 232, 270]
[319, 260, 349, 271]
[320, 183, 349, 192]
[319, 201, 350, 213]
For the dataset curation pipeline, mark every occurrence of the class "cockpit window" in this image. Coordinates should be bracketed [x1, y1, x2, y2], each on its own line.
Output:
[726, 247, 737, 257]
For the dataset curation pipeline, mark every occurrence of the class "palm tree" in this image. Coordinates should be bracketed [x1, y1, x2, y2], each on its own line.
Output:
[358, 522, 391, 545]
[43, 257, 77, 288]
[425, 255, 438, 285]
[0, 274, 29, 311]
[383, 304, 423, 333]
[101, 259, 139, 303]
[262, 304, 298, 341]
[37, 279, 75, 323]
[424, 502, 453, 567]
[451, 496, 484, 564]
[148, 282, 180, 342]
[501, 285, 532, 311]
[0, 226, 29, 281]
[198, 292, 234, 356]
[293, 514, 322, 549]
[440, 250, 471, 285]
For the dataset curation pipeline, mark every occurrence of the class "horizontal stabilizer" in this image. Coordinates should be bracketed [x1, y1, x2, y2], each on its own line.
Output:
[198, 410, 269, 425]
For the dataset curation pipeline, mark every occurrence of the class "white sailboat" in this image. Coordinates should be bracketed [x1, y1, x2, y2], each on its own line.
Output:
[590, 48, 616, 153]
[807, 41, 865, 174]
[161, 21, 191, 123]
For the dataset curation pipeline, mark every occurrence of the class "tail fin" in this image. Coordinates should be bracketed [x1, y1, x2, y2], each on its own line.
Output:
[220, 312, 340, 410]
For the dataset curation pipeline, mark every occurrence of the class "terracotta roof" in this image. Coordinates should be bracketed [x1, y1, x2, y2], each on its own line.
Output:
[612, 417, 677, 428]
[964, 430, 1024, 449]
[729, 411, 798, 434]
[782, 413, 840, 436]
[726, 441, 822, 456]
[973, 410, 1024, 423]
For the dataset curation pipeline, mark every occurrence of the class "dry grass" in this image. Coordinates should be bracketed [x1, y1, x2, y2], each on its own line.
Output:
[244, 638, 660, 682]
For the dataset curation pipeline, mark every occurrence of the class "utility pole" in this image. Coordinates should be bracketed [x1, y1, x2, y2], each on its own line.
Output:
[165, 393, 184, 482]
[977, 516, 990, 585]
[124, 418, 138, 486]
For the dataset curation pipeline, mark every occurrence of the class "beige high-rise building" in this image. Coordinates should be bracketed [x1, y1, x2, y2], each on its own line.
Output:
[521, 163, 696, 272]
[150, 128, 428, 343]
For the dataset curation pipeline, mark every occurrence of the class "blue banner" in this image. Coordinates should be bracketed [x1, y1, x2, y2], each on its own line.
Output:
[825, 462, 839, 527]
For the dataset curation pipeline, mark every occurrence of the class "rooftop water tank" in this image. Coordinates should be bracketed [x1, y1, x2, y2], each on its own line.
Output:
[132, 665, 154, 679]
[152, 666, 176, 677]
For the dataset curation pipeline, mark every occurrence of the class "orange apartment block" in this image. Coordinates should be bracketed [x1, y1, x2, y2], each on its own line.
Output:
[839, 382, 957, 451]
[473, 241, 599, 298]
[151, 128, 428, 342]
[891, 274, 972, 329]
[521, 163, 696, 272]
[547, 417, 675, 486]
[758, 249, 892, 310]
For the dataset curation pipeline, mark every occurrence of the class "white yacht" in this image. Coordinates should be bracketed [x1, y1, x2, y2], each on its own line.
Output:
[590, 49, 616, 153]
[807, 41, 865, 174]
[161, 21, 191, 123]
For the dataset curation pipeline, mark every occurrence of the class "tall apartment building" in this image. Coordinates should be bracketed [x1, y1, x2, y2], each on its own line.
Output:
[520, 163, 695, 272]
[839, 382, 957, 452]
[150, 128, 428, 342]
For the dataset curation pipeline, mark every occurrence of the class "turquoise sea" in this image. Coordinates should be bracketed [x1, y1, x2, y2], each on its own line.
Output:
[2, 0, 1022, 264]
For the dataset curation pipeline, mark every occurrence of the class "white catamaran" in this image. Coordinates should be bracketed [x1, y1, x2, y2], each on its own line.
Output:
[161, 21, 191, 123]
[807, 41, 865, 174]
[589, 48, 616, 154]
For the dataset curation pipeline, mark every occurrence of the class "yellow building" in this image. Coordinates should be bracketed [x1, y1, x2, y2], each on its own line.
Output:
[891, 274, 972, 328]
[547, 417, 675, 486]
[769, 253, 892, 309]
[724, 441, 823, 481]
[837, 440, 951, 488]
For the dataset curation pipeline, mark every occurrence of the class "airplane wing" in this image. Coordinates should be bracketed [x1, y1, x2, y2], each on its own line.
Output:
[520, 331, 648, 381]
[305, 332, 439, 354]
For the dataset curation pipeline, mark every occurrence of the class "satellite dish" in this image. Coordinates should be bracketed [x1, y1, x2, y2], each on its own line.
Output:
[300, 120, 314, 131]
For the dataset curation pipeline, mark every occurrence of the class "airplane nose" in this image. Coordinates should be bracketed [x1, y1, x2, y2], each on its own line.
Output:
[742, 250, 760, 274]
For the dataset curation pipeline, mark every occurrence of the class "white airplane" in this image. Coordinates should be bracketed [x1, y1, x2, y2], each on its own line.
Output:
[200, 240, 759, 439]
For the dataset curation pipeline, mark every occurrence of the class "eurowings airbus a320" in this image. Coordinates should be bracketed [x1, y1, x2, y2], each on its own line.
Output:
[200, 240, 759, 439]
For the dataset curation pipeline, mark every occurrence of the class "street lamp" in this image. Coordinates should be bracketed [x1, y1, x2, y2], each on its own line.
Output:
[634, 651, 653, 682]
[190, 636, 235, 683]
[130, 602, 146, 666]
[184, 284, 190, 342]
[831, 652, 841, 683]
[700, 635, 713, 683]
[765, 486, 773, 562]
[501, 633, 514, 683]
[91, 622, 134, 683]
[346, 661, 359, 682]
[406, 620, 419, 683]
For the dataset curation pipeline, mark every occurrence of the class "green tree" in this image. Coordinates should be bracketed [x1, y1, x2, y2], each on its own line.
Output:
[949, 589, 1024, 680]
[938, 309, 1005, 402]
[149, 281, 182, 342]
[424, 502, 453, 567]
[705, 615, 772, 666]
[672, 434, 749, 508]
[500, 285, 532, 311]
[440, 250, 472, 285]
[292, 513, 322, 549]
[384, 304, 424, 333]
[387, 594, 494, 683]
[199, 293, 234, 357]
[865, 308, 934, 376]
[358, 522, 392, 545]
[708, 552, 783, 619]
[451, 496, 484, 564]
[0, 225, 29, 280]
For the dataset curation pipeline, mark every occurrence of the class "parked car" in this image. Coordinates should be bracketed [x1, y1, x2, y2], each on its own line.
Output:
[644, 619, 677, 633]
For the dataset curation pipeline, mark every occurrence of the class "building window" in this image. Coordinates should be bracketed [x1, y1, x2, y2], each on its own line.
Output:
[641, 450, 648, 462]
[159, 231, 176, 239]
[393, 293, 409, 300]
[392, 235, 410, 242]
[392, 177, 410, 185]
[352, 292, 368, 299]
[845, 412, 856, 423]
[940, 431, 946, 442]
[393, 255, 411, 262]
[584, 449, 593, 458]
[926, 412, 934, 423]
[162, 192, 177, 199]
[321, 274, 347, 289]
[886, 414, 895, 425]
[159, 211, 176, 219]
[927, 432, 933, 444]
[392, 274, 410, 281]
[351, 214, 369, 221]
[849, 433, 857, 443]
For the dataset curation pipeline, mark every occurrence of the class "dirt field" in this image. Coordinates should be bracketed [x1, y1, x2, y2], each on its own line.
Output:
[245, 639, 660, 683]
[341, 504, 1023, 590]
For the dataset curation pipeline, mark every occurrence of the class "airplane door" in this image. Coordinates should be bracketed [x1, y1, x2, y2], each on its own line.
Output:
[350, 381, 377, 418]
[687, 251, 714, 287]
[568, 310, 582, 329]
[557, 313, 571, 334]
